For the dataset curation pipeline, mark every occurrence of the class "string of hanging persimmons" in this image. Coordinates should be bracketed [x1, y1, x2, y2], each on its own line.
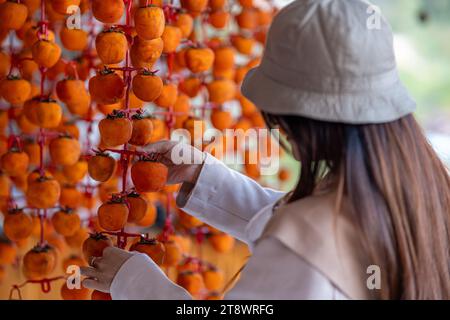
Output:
[0, 0, 283, 300]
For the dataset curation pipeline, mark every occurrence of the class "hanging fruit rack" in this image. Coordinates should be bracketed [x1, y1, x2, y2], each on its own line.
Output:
[0, 0, 282, 300]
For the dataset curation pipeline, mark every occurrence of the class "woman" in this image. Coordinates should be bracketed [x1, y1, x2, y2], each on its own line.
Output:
[81, 0, 450, 299]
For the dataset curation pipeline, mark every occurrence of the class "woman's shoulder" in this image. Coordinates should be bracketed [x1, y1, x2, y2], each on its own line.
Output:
[258, 191, 373, 300]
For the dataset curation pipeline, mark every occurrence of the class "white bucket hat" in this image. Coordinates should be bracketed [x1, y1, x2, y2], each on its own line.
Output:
[241, 0, 416, 124]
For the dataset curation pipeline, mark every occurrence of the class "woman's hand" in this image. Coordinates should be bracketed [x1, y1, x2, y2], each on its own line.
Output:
[81, 247, 134, 293]
[144, 140, 206, 186]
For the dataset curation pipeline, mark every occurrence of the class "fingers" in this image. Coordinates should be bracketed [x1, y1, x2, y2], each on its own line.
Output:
[82, 278, 103, 291]
[81, 267, 110, 292]
[89, 256, 102, 267]
[145, 140, 176, 156]
[80, 266, 99, 279]
[102, 246, 123, 258]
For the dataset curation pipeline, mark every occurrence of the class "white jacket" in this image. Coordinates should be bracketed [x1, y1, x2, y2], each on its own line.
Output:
[110, 155, 370, 300]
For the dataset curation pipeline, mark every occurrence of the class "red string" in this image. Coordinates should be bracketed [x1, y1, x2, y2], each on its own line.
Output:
[9, 276, 66, 300]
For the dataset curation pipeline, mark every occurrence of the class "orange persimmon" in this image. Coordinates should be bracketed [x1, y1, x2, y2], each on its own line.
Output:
[97, 102, 122, 116]
[26, 97, 63, 129]
[209, 0, 227, 10]
[175, 13, 194, 38]
[49, 135, 81, 166]
[209, 10, 230, 29]
[231, 35, 255, 55]
[96, 28, 128, 64]
[149, 117, 168, 142]
[129, 115, 154, 146]
[169, 234, 191, 254]
[130, 36, 163, 69]
[236, 8, 258, 30]
[26, 176, 61, 209]
[179, 77, 202, 98]
[161, 240, 182, 267]
[0, 1, 28, 30]
[126, 191, 148, 223]
[50, 0, 81, 15]
[130, 238, 165, 265]
[173, 93, 191, 128]
[202, 266, 224, 291]
[0, 76, 31, 105]
[60, 26, 88, 51]
[52, 208, 81, 237]
[207, 79, 236, 104]
[154, 83, 178, 108]
[60, 282, 90, 300]
[89, 68, 125, 105]
[178, 209, 203, 229]
[180, 0, 208, 17]
[185, 47, 215, 74]
[82, 233, 113, 262]
[22, 0, 41, 17]
[88, 151, 117, 182]
[23, 244, 57, 280]
[99, 111, 133, 147]
[59, 185, 83, 208]
[67, 92, 90, 117]
[134, 5, 165, 40]
[0, 241, 17, 265]
[97, 197, 129, 231]
[0, 51, 11, 77]
[63, 159, 88, 184]
[177, 271, 205, 295]
[23, 139, 40, 165]
[132, 71, 163, 102]
[161, 25, 182, 53]
[238, 0, 254, 8]
[1, 149, 29, 177]
[92, 0, 124, 24]
[211, 109, 233, 130]
[17, 49, 38, 80]
[62, 254, 86, 271]
[31, 40, 62, 68]
[65, 227, 89, 248]
[131, 158, 168, 192]
[214, 46, 235, 71]
[135, 201, 157, 227]
[91, 290, 112, 300]
[3, 208, 33, 241]
[209, 233, 235, 253]
[0, 172, 11, 197]
[56, 78, 87, 105]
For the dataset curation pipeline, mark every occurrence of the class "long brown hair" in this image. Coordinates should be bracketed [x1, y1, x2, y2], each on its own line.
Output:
[263, 112, 450, 299]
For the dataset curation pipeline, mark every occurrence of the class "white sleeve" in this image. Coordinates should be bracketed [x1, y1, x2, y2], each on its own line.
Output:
[176, 154, 285, 243]
[225, 237, 349, 300]
[110, 253, 191, 300]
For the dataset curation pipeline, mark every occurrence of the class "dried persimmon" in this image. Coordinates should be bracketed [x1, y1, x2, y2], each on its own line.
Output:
[97, 197, 129, 231]
[134, 5, 165, 41]
[129, 238, 165, 265]
[49, 135, 81, 166]
[22, 244, 57, 280]
[126, 191, 148, 223]
[129, 115, 154, 146]
[52, 208, 81, 237]
[3, 208, 33, 241]
[82, 233, 113, 262]
[131, 158, 168, 192]
[26, 176, 61, 209]
[98, 111, 133, 147]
